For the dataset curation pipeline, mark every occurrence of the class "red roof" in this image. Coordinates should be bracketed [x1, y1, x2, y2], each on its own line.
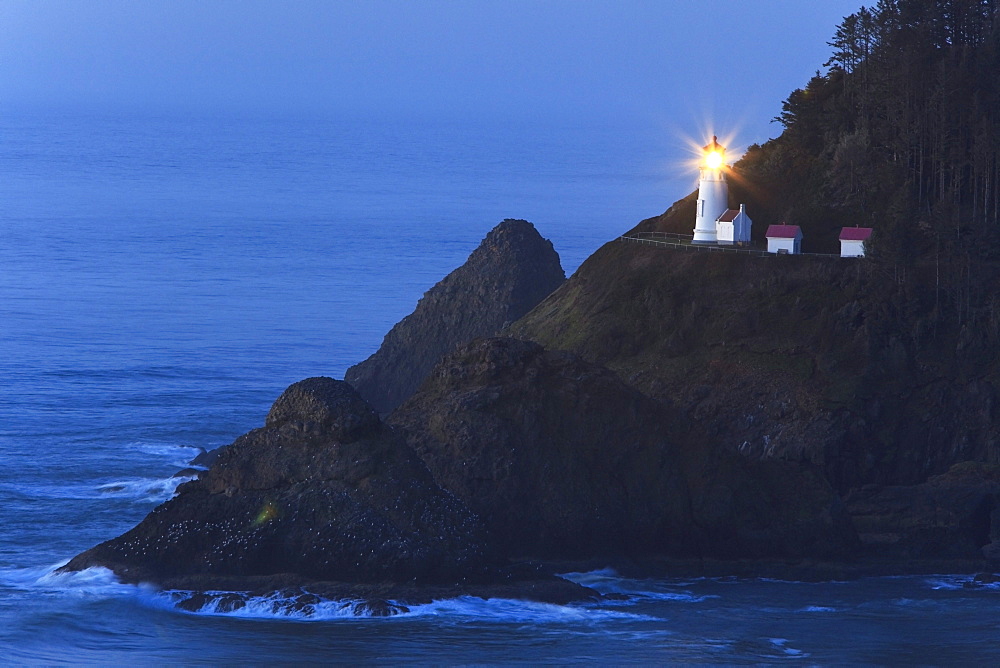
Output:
[839, 227, 873, 241]
[765, 224, 801, 238]
[717, 209, 740, 223]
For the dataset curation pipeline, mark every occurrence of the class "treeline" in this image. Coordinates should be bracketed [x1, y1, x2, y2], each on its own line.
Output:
[735, 0, 1000, 266]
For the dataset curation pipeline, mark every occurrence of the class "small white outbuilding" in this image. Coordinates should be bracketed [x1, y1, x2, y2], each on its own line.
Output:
[765, 224, 803, 254]
[716, 204, 752, 245]
[839, 227, 872, 257]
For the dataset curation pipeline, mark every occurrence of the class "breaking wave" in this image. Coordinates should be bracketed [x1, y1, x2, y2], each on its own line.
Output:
[924, 574, 1000, 591]
[154, 590, 662, 622]
[96, 475, 196, 502]
[11, 566, 664, 623]
[131, 442, 205, 468]
[1, 564, 143, 601]
[560, 568, 718, 603]
[0, 474, 195, 504]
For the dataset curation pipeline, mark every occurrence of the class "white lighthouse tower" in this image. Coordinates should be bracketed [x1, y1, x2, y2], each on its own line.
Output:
[692, 136, 729, 244]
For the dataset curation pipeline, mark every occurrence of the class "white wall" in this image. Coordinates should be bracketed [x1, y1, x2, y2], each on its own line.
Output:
[693, 171, 728, 243]
[767, 237, 799, 254]
[841, 239, 865, 257]
[717, 221, 735, 244]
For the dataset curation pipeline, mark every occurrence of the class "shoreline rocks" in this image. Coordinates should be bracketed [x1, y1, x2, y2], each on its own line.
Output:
[162, 569, 599, 616]
[62, 378, 494, 587]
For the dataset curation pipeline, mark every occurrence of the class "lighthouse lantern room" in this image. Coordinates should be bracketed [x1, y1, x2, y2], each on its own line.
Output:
[693, 136, 729, 244]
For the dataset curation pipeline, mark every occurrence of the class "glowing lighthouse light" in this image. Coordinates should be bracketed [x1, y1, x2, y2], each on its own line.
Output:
[692, 135, 729, 244]
[704, 147, 724, 170]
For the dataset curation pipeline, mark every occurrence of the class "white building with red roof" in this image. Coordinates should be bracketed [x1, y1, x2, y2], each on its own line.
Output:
[839, 227, 872, 257]
[716, 204, 752, 245]
[765, 224, 803, 254]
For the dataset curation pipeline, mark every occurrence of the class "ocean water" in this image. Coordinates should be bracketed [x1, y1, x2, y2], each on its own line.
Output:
[2, 109, 1000, 663]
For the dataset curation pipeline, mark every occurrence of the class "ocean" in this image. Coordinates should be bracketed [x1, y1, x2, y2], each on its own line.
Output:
[2, 109, 999, 663]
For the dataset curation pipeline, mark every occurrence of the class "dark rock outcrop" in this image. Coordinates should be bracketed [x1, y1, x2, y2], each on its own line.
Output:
[390, 337, 858, 562]
[845, 462, 1000, 560]
[189, 447, 221, 469]
[63, 378, 492, 589]
[345, 219, 565, 414]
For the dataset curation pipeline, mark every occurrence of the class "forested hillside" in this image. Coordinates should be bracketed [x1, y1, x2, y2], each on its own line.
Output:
[735, 0, 1000, 260]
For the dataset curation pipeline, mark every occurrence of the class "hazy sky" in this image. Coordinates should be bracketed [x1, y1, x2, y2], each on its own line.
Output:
[1, 1, 864, 144]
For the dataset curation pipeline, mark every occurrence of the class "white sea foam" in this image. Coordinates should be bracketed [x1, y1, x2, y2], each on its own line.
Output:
[769, 637, 808, 658]
[400, 596, 659, 623]
[800, 605, 837, 612]
[560, 569, 716, 603]
[4, 568, 663, 625]
[922, 574, 1000, 591]
[1, 474, 194, 503]
[562, 567, 621, 584]
[132, 442, 204, 468]
[96, 474, 196, 502]
[167, 593, 406, 620]
[0, 563, 68, 589]
[1, 563, 140, 601]
[154, 590, 660, 623]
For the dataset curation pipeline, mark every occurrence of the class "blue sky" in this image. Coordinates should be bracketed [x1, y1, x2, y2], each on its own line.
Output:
[1, 0, 863, 145]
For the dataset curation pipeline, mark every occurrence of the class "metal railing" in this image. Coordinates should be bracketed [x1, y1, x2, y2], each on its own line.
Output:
[619, 232, 843, 258]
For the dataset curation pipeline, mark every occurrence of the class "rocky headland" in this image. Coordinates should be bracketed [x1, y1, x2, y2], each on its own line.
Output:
[64, 209, 1000, 613]
[62, 4, 1000, 612]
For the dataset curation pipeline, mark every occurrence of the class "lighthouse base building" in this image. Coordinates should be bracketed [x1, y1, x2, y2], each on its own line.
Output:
[716, 204, 752, 245]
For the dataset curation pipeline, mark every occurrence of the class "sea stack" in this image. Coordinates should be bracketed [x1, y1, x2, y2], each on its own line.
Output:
[344, 219, 565, 414]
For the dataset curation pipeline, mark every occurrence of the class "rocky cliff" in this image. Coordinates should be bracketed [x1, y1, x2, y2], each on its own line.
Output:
[390, 337, 857, 562]
[345, 219, 565, 414]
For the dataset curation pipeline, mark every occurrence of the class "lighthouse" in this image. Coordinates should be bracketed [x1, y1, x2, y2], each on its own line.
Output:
[692, 136, 729, 243]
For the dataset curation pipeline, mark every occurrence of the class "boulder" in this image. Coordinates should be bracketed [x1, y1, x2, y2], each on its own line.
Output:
[264, 376, 378, 441]
[345, 219, 565, 414]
